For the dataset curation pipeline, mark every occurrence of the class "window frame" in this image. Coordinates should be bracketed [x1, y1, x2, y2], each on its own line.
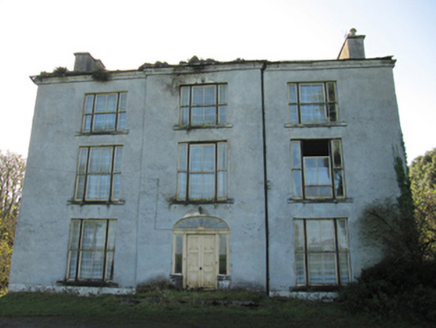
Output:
[293, 218, 351, 288]
[82, 92, 127, 134]
[66, 219, 117, 284]
[177, 141, 227, 202]
[74, 146, 123, 203]
[179, 84, 228, 127]
[290, 139, 345, 200]
[288, 82, 338, 124]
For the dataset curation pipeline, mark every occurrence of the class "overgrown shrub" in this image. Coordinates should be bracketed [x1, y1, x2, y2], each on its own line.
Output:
[340, 259, 436, 321]
[340, 154, 436, 322]
[91, 68, 111, 82]
[52, 67, 68, 77]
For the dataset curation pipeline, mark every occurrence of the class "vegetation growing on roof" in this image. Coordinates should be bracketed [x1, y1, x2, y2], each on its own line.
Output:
[34, 67, 112, 82]
[52, 67, 68, 77]
[91, 67, 111, 82]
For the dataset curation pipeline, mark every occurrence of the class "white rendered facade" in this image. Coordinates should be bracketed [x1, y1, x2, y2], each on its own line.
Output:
[10, 33, 404, 295]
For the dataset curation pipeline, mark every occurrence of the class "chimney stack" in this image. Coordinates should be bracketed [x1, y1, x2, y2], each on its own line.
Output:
[73, 52, 105, 71]
[337, 28, 366, 60]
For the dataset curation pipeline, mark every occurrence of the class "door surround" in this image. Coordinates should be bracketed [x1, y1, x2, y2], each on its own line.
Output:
[172, 216, 229, 289]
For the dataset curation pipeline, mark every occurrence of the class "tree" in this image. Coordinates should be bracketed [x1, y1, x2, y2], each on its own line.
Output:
[410, 148, 436, 260]
[340, 153, 436, 322]
[359, 156, 422, 263]
[0, 151, 26, 295]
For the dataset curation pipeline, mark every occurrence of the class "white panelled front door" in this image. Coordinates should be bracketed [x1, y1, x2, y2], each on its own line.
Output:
[186, 235, 216, 289]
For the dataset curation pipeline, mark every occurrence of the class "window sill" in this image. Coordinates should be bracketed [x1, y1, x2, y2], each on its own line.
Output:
[284, 122, 347, 128]
[169, 199, 234, 205]
[68, 199, 126, 206]
[75, 130, 129, 136]
[288, 198, 353, 204]
[173, 124, 233, 131]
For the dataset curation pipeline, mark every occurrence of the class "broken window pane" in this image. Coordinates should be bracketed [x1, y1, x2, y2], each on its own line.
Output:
[331, 140, 342, 168]
[293, 139, 344, 199]
[327, 82, 336, 103]
[334, 170, 345, 198]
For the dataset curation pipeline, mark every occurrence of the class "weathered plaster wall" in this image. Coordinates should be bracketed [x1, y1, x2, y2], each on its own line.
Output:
[10, 75, 147, 288]
[264, 60, 404, 294]
[135, 65, 267, 290]
[10, 58, 404, 295]
[10, 65, 269, 291]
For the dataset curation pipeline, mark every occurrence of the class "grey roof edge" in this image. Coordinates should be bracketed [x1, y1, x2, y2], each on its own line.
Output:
[30, 56, 396, 85]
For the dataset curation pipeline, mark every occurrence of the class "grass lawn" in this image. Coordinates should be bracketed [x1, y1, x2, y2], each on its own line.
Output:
[0, 290, 431, 327]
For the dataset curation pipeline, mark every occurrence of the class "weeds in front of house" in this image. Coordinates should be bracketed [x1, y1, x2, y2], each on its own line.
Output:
[0, 290, 430, 328]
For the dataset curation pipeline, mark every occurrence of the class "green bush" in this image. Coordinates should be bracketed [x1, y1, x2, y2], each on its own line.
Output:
[339, 258, 436, 322]
[91, 68, 111, 82]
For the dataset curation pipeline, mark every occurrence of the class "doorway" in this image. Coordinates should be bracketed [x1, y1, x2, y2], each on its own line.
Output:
[172, 216, 229, 290]
[186, 234, 216, 289]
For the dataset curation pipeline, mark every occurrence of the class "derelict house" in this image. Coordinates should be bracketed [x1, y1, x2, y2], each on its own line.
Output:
[9, 30, 404, 296]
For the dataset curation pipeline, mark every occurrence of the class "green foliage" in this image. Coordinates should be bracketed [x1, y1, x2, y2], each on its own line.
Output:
[35, 67, 111, 82]
[340, 259, 436, 322]
[394, 156, 414, 217]
[0, 214, 16, 296]
[341, 151, 436, 323]
[360, 156, 421, 262]
[52, 67, 68, 77]
[410, 148, 436, 260]
[91, 68, 111, 82]
[0, 151, 25, 295]
[410, 148, 436, 196]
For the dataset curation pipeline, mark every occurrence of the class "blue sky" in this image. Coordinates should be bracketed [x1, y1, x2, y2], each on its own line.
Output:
[0, 0, 435, 163]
